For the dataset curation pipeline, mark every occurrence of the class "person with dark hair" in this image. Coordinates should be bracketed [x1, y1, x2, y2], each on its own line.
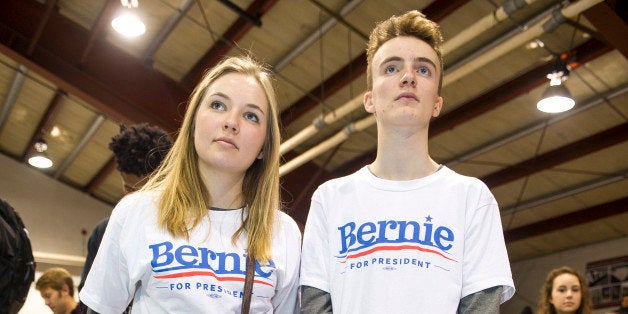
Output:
[77, 123, 173, 313]
[36, 267, 81, 314]
[0, 198, 35, 314]
[536, 266, 592, 314]
[108, 123, 174, 193]
[299, 10, 514, 313]
[79, 56, 301, 313]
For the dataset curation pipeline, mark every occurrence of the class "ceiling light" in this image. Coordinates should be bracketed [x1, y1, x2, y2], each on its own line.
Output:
[536, 64, 575, 113]
[537, 84, 575, 113]
[112, 12, 146, 37]
[28, 139, 53, 169]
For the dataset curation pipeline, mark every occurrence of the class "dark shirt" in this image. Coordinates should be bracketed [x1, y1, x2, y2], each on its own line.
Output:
[78, 217, 109, 313]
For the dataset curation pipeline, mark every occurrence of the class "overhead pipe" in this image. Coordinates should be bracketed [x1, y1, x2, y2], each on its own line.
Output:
[280, 115, 374, 176]
[443, 0, 538, 55]
[279, 0, 546, 158]
[501, 170, 628, 216]
[444, 0, 603, 85]
[275, 0, 364, 72]
[0, 65, 27, 132]
[142, 0, 195, 64]
[280, 94, 363, 155]
[54, 115, 106, 179]
[444, 84, 628, 167]
[280, 0, 601, 175]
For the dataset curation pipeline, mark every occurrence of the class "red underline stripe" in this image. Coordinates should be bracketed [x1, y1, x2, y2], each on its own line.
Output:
[346, 245, 457, 262]
[154, 271, 273, 286]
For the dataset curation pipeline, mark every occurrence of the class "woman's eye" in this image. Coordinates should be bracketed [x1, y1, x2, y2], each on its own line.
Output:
[384, 65, 397, 74]
[244, 112, 259, 123]
[210, 101, 225, 110]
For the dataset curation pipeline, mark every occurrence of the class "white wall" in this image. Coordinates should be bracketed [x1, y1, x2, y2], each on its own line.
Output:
[0, 153, 112, 313]
[502, 236, 628, 314]
[0, 153, 112, 260]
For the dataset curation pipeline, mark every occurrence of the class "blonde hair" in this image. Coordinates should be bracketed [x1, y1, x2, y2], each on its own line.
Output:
[536, 266, 592, 314]
[35, 267, 75, 297]
[142, 56, 281, 263]
[366, 10, 444, 93]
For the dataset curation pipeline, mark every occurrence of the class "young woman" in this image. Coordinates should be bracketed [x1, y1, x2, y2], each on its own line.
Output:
[536, 266, 592, 314]
[80, 56, 301, 313]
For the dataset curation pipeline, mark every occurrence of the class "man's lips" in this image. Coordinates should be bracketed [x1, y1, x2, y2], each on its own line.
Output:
[395, 92, 418, 101]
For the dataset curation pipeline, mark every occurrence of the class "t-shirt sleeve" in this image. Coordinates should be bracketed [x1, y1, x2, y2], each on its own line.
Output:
[79, 197, 136, 314]
[300, 189, 331, 293]
[461, 184, 515, 303]
[271, 214, 302, 314]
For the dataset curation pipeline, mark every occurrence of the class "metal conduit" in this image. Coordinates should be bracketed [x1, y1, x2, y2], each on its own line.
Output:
[274, 0, 363, 72]
[278, 0, 548, 161]
[280, 115, 374, 176]
[0, 65, 27, 132]
[444, 84, 628, 167]
[279, 0, 603, 176]
[53, 115, 106, 179]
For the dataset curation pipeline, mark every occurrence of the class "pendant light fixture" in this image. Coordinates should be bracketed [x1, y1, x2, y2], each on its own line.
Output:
[537, 59, 575, 113]
[28, 137, 53, 169]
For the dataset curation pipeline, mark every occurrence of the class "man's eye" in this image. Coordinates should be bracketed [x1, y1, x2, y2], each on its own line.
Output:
[418, 67, 431, 76]
[210, 101, 225, 110]
[244, 112, 259, 123]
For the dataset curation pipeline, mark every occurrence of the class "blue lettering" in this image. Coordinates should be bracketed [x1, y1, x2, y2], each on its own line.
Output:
[434, 226, 453, 250]
[357, 222, 376, 245]
[176, 245, 198, 266]
[338, 222, 356, 254]
[150, 241, 174, 267]
[336, 218, 455, 254]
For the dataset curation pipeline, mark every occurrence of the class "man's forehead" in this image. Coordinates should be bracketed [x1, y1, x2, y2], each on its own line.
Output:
[373, 36, 439, 65]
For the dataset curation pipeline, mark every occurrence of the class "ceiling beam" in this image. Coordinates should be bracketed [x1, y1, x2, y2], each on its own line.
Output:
[0, 0, 189, 132]
[182, 0, 278, 89]
[79, 0, 119, 66]
[20, 90, 65, 162]
[279, 0, 471, 128]
[582, 1, 628, 59]
[481, 122, 628, 188]
[332, 39, 610, 177]
[504, 196, 628, 243]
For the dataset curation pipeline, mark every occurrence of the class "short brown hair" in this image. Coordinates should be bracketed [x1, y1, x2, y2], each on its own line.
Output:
[35, 268, 75, 297]
[366, 10, 444, 93]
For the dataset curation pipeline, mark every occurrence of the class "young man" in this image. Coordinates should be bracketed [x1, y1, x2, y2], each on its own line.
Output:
[77, 123, 173, 312]
[300, 10, 515, 313]
[36, 268, 81, 314]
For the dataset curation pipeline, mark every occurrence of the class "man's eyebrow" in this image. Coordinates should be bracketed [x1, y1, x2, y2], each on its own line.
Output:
[414, 57, 438, 69]
[380, 56, 403, 65]
[379, 56, 438, 69]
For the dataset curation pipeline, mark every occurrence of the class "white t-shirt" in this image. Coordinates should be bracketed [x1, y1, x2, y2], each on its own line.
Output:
[300, 166, 515, 314]
[80, 191, 301, 314]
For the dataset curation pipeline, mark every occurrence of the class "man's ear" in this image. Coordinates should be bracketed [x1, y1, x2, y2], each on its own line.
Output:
[432, 96, 443, 117]
[61, 284, 70, 296]
[364, 91, 375, 113]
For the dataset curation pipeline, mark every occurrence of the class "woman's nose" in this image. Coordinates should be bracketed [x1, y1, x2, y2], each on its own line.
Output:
[223, 117, 239, 134]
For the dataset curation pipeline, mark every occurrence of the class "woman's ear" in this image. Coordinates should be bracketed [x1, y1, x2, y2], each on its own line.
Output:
[364, 91, 375, 113]
[257, 150, 263, 159]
